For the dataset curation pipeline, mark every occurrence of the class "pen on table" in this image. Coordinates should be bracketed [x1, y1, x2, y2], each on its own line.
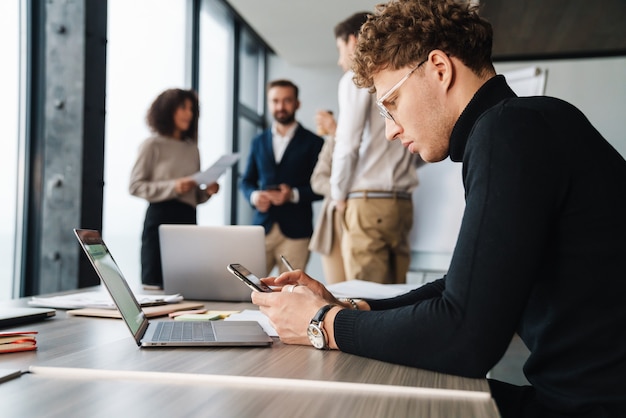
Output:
[280, 255, 295, 272]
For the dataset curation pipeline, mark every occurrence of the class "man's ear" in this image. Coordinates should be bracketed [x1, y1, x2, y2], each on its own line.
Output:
[428, 49, 453, 91]
[347, 34, 358, 49]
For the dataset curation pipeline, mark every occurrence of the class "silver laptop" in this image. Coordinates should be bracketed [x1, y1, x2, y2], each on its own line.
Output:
[74, 229, 272, 347]
[159, 225, 267, 301]
[0, 307, 56, 328]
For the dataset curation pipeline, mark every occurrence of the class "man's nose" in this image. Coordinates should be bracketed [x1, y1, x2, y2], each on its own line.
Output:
[385, 118, 401, 141]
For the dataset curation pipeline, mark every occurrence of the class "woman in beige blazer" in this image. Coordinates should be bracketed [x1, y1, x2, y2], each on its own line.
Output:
[309, 111, 346, 284]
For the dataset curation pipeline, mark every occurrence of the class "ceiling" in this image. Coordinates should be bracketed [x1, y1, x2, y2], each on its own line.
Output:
[226, 0, 626, 67]
[481, 0, 626, 60]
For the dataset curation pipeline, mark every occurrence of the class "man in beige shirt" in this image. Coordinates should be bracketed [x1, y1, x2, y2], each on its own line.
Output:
[330, 12, 422, 284]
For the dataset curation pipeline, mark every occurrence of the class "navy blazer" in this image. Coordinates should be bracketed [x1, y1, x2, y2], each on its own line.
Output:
[240, 124, 324, 238]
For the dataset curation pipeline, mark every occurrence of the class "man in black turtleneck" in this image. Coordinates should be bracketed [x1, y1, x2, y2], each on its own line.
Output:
[250, 1, 626, 417]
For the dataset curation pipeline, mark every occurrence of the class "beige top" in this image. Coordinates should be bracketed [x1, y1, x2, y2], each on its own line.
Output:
[129, 135, 208, 208]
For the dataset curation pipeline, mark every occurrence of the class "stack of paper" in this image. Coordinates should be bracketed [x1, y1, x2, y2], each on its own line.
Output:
[0, 331, 38, 354]
[29, 290, 183, 309]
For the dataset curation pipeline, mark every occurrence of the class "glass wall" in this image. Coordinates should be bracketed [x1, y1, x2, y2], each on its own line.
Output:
[1, 0, 271, 298]
[239, 29, 264, 113]
[0, 0, 20, 301]
[103, 0, 188, 288]
[236, 27, 267, 226]
[236, 117, 262, 225]
[197, 0, 235, 226]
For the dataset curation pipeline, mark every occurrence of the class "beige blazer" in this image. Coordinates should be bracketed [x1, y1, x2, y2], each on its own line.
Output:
[309, 136, 336, 255]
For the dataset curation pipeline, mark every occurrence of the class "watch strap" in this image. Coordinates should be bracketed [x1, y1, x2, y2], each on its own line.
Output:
[311, 304, 335, 324]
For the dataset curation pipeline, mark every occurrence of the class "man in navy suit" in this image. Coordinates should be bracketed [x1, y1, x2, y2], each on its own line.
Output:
[241, 79, 324, 275]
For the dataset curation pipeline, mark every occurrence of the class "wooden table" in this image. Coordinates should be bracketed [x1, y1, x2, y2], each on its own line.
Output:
[1, 296, 500, 417]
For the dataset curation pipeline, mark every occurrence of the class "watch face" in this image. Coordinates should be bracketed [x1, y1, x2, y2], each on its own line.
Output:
[307, 324, 325, 349]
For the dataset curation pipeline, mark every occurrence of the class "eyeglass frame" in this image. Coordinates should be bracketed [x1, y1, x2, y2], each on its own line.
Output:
[376, 58, 428, 122]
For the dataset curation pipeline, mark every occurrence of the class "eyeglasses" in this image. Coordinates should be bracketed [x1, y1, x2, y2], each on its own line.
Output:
[376, 58, 428, 122]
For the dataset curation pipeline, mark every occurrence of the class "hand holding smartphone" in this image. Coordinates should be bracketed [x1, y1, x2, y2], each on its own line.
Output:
[227, 264, 273, 293]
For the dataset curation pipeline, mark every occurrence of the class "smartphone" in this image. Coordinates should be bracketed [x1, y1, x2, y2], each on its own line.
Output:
[227, 264, 273, 293]
[264, 184, 280, 191]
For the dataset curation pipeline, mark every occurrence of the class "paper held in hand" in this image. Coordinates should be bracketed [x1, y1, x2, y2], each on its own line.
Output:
[193, 153, 239, 185]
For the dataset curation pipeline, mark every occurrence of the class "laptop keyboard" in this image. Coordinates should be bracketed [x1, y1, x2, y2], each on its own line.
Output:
[153, 321, 216, 342]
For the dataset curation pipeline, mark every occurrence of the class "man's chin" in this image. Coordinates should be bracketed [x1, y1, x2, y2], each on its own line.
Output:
[274, 115, 295, 125]
[418, 150, 448, 163]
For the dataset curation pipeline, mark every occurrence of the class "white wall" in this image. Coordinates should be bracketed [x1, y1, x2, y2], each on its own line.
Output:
[496, 56, 626, 156]
[268, 56, 344, 131]
[268, 55, 626, 278]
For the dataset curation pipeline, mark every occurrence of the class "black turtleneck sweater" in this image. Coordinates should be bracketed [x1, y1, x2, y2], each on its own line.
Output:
[334, 75, 626, 415]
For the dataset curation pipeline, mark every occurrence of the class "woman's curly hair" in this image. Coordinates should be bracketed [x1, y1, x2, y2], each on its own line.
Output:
[353, 0, 495, 91]
[146, 88, 200, 142]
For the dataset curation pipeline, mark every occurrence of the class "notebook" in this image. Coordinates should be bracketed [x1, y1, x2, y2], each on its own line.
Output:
[0, 307, 56, 328]
[74, 229, 272, 347]
[159, 225, 267, 301]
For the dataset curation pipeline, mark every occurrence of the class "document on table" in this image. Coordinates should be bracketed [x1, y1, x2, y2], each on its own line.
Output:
[29, 289, 183, 309]
[225, 310, 278, 337]
[192, 153, 239, 185]
[326, 280, 421, 299]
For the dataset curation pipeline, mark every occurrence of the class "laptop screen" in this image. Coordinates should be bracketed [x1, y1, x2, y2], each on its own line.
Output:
[74, 229, 148, 340]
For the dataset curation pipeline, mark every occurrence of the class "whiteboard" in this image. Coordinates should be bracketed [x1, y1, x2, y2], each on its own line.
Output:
[409, 67, 547, 265]
[502, 66, 547, 96]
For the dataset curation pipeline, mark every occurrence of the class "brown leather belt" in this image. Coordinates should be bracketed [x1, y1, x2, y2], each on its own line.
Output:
[347, 190, 412, 200]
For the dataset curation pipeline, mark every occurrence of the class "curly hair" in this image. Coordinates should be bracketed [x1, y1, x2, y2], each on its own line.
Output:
[353, 0, 495, 90]
[146, 88, 199, 142]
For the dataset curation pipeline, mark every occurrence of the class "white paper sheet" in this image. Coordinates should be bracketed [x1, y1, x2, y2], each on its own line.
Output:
[326, 280, 420, 299]
[192, 153, 239, 185]
[225, 309, 278, 337]
[29, 289, 183, 309]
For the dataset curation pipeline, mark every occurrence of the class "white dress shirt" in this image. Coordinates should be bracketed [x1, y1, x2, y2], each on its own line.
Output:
[271, 121, 298, 163]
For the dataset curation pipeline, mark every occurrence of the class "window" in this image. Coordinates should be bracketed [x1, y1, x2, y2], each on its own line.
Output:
[0, 0, 20, 300]
[236, 117, 262, 225]
[235, 27, 267, 225]
[103, 0, 187, 288]
[197, 0, 235, 226]
[239, 29, 265, 113]
[3, 0, 271, 298]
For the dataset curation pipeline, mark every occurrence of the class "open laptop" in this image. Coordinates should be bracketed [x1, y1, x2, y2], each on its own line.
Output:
[159, 225, 267, 301]
[74, 229, 272, 347]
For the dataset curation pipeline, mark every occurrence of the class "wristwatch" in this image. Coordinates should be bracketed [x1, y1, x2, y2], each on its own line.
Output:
[307, 304, 335, 349]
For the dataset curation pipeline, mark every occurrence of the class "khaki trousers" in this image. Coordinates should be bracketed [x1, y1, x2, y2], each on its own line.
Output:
[341, 197, 413, 284]
[265, 223, 311, 276]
